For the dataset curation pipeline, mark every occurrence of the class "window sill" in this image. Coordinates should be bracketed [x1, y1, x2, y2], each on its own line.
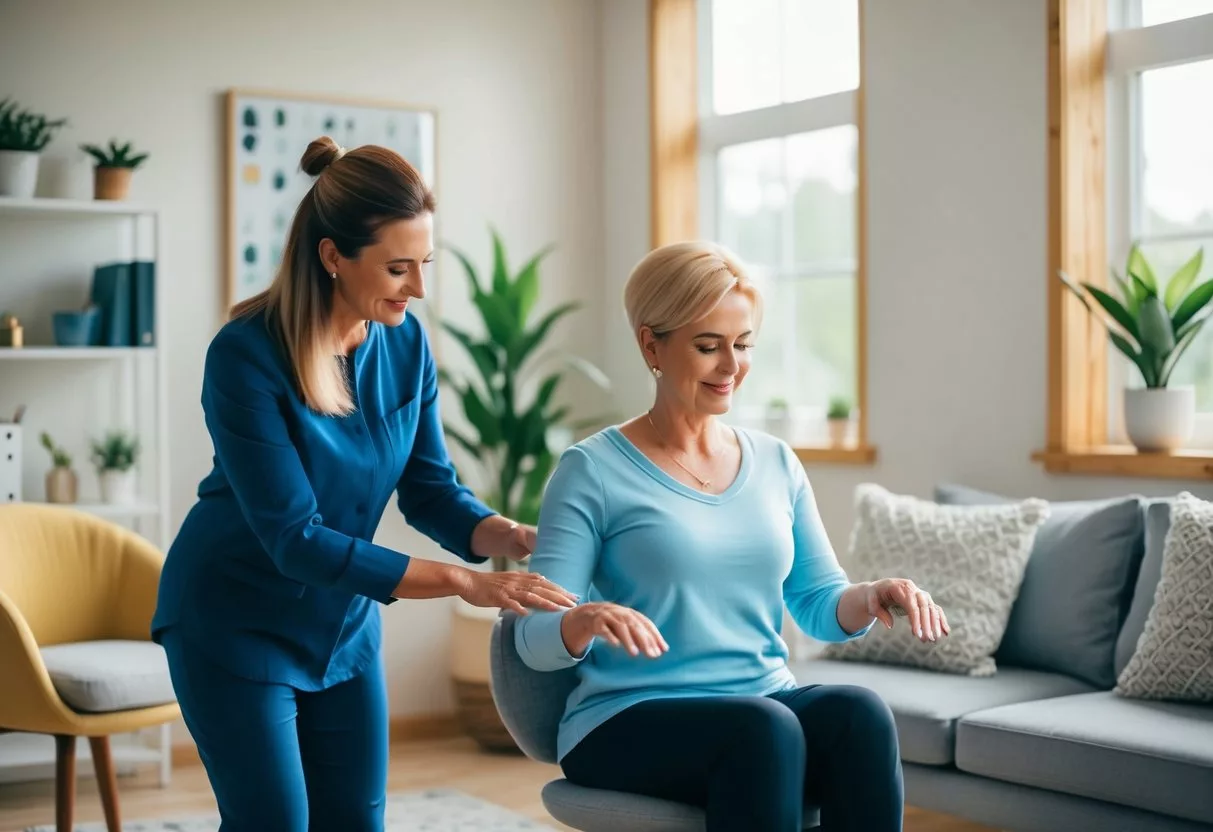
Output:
[1031, 446, 1213, 480]
[793, 445, 878, 466]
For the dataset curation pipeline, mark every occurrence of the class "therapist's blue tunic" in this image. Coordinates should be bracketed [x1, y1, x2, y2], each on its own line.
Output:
[152, 310, 493, 830]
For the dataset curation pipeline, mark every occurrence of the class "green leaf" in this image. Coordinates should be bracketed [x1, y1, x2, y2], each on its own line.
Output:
[559, 353, 613, 391]
[461, 385, 502, 446]
[517, 450, 555, 526]
[1127, 244, 1158, 294]
[1164, 248, 1204, 312]
[511, 302, 580, 368]
[1109, 331, 1156, 387]
[491, 229, 510, 297]
[1111, 269, 1140, 317]
[1128, 270, 1155, 301]
[1083, 284, 1140, 341]
[474, 290, 521, 349]
[1137, 294, 1175, 355]
[534, 372, 562, 411]
[1059, 270, 1095, 314]
[1171, 278, 1213, 332]
[1175, 307, 1211, 343]
[511, 244, 554, 326]
[441, 321, 501, 398]
[1159, 320, 1206, 387]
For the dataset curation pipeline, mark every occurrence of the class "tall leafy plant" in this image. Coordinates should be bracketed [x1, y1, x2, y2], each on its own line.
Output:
[0, 98, 67, 152]
[1059, 244, 1211, 388]
[438, 230, 611, 569]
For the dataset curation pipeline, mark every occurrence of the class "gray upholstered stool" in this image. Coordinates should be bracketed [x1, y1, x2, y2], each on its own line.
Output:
[489, 612, 821, 831]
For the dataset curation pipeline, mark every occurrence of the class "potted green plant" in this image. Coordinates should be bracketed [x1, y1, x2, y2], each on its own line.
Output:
[40, 432, 77, 504]
[0, 98, 67, 198]
[437, 228, 611, 751]
[90, 430, 140, 504]
[1059, 244, 1210, 452]
[80, 139, 149, 201]
[827, 395, 852, 447]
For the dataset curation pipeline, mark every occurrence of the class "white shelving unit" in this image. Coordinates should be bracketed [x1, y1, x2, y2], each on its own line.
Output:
[0, 194, 172, 787]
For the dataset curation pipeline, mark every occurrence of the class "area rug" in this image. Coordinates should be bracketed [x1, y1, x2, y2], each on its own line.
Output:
[24, 787, 558, 831]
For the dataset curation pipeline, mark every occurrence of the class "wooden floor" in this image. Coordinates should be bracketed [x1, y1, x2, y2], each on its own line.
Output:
[0, 738, 996, 831]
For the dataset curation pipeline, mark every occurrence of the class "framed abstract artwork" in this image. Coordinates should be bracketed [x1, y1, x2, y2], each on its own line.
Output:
[223, 89, 436, 309]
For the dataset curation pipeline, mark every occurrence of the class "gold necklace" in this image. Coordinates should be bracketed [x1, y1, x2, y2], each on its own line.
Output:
[646, 411, 715, 490]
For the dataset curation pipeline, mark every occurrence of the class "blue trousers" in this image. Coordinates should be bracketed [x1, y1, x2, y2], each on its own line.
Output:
[561, 684, 903, 832]
[161, 629, 389, 832]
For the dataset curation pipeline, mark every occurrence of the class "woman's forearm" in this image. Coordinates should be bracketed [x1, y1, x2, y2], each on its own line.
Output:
[836, 581, 877, 635]
[392, 558, 470, 600]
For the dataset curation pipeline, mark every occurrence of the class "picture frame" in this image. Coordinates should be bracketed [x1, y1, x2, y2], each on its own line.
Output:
[223, 88, 437, 312]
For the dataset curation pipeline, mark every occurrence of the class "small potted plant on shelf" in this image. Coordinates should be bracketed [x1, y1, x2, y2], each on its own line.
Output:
[826, 395, 852, 447]
[0, 97, 68, 198]
[80, 139, 149, 201]
[1059, 244, 1210, 452]
[40, 432, 77, 504]
[90, 429, 140, 504]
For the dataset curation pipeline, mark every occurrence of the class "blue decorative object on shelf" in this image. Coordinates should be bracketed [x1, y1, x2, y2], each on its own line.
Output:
[52, 307, 99, 347]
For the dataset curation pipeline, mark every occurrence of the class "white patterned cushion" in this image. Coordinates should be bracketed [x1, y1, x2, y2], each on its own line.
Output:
[1115, 491, 1213, 703]
[824, 483, 1049, 676]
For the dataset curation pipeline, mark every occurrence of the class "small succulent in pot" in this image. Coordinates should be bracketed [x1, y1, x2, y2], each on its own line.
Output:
[0, 98, 68, 197]
[40, 431, 77, 504]
[80, 139, 149, 201]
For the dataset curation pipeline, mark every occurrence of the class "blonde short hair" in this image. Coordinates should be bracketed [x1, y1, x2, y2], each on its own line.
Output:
[623, 241, 762, 346]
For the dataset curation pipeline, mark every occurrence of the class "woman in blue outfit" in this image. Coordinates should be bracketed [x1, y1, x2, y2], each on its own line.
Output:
[152, 136, 576, 832]
[515, 241, 951, 832]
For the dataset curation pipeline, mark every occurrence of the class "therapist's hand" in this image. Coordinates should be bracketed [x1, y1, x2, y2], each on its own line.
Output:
[456, 568, 578, 616]
[471, 515, 537, 562]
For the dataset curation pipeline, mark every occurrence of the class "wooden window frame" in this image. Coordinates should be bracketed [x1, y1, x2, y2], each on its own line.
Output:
[648, 0, 876, 466]
[1033, 0, 1213, 479]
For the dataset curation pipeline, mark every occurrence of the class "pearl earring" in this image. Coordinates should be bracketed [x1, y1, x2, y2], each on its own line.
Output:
[651, 366, 663, 379]
[331, 272, 338, 280]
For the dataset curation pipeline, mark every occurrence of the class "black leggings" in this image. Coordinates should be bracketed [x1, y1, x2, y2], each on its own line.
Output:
[560, 684, 903, 832]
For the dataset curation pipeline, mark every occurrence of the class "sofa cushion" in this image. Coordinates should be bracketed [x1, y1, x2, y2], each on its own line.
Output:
[40, 640, 176, 713]
[789, 658, 1092, 765]
[1115, 498, 1171, 677]
[955, 691, 1213, 825]
[935, 484, 1144, 689]
[823, 484, 1048, 676]
[1116, 492, 1213, 702]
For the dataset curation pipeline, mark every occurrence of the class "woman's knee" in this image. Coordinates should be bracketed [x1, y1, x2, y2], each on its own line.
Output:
[825, 685, 899, 748]
[729, 697, 807, 758]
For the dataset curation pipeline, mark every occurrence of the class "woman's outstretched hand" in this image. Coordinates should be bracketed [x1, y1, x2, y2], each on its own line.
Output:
[560, 602, 669, 659]
[865, 578, 950, 642]
[457, 569, 578, 616]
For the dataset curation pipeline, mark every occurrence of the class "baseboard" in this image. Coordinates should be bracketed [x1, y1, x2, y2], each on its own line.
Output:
[171, 712, 462, 767]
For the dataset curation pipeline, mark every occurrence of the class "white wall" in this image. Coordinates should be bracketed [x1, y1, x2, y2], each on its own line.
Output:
[0, 0, 603, 723]
[600, 0, 1213, 557]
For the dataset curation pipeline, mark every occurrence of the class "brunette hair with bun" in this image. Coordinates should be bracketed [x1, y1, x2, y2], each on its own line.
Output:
[231, 136, 436, 415]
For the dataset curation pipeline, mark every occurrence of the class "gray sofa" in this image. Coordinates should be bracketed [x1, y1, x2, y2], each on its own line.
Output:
[789, 487, 1213, 832]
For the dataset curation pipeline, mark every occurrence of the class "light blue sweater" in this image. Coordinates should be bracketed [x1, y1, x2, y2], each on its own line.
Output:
[515, 426, 872, 761]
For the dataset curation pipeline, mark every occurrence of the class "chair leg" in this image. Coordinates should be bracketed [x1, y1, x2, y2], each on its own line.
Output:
[88, 735, 122, 832]
[54, 734, 75, 832]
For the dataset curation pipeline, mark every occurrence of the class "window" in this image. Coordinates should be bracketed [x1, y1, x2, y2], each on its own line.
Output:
[696, 0, 869, 453]
[1106, 3, 1213, 446]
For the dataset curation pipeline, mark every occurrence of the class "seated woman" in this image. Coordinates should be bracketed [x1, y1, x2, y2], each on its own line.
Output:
[514, 241, 950, 832]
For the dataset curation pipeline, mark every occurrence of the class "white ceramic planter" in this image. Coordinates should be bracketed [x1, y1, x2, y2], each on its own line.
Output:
[1124, 386, 1195, 452]
[0, 150, 39, 198]
[98, 469, 136, 504]
[828, 418, 849, 447]
[764, 409, 792, 440]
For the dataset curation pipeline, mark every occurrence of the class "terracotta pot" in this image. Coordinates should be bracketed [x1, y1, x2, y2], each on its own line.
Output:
[45, 467, 78, 504]
[827, 418, 849, 447]
[93, 166, 132, 201]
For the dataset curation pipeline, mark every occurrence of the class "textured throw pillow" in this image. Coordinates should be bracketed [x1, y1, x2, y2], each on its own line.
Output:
[824, 483, 1049, 676]
[1115, 492, 1213, 703]
[935, 483, 1145, 688]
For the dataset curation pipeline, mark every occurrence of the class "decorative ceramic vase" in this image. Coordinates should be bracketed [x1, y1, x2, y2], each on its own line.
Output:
[45, 467, 78, 504]
[98, 468, 135, 504]
[94, 167, 132, 201]
[1124, 386, 1195, 452]
[0, 150, 39, 198]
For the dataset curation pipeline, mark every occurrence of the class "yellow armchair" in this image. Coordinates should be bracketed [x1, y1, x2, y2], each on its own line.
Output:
[0, 503, 180, 832]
